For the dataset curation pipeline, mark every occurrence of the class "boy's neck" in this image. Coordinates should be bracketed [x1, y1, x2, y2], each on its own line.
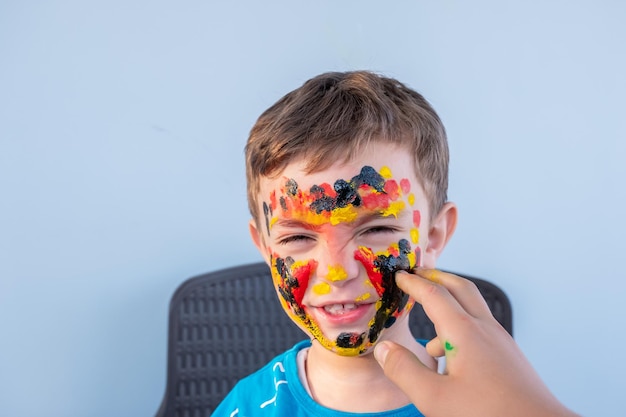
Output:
[304, 324, 436, 412]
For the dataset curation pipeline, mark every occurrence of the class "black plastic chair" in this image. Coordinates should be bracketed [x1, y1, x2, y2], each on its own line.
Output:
[154, 262, 512, 417]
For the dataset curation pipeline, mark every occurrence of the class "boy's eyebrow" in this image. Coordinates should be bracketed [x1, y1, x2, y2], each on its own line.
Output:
[271, 218, 323, 231]
[355, 210, 410, 225]
[272, 210, 409, 230]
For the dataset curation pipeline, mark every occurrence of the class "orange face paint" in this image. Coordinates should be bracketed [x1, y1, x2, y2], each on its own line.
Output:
[263, 166, 406, 234]
[263, 165, 423, 356]
[270, 238, 419, 356]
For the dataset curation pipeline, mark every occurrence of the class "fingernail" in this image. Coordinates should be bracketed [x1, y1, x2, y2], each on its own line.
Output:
[374, 342, 390, 365]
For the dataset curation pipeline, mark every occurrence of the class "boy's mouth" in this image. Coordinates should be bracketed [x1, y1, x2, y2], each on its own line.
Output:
[312, 301, 376, 325]
[323, 303, 358, 315]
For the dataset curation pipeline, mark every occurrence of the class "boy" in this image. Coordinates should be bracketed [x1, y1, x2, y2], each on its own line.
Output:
[213, 70, 457, 416]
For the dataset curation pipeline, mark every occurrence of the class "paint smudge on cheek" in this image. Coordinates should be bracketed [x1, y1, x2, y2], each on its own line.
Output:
[354, 239, 418, 343]
[270, 254, 356, 354]
[413, 210, 421, 227]
[355, 292, 371, 302]
[353, 246, 384, 296]
[410, 210, 422, 246]
[414, 246, 422, 268]
[312, 282, 331, 295]
[272, 255, 317, 316]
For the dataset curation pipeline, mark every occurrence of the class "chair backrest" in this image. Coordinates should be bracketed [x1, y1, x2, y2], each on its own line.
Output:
[155, 262, 512, 417]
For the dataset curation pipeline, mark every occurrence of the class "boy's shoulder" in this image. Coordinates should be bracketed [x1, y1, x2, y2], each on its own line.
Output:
[212, 340, 426, 417]
[212, 340, 310, 416]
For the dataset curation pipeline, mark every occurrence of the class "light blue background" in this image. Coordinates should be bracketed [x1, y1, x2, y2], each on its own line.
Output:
[1, 1, 624, 416]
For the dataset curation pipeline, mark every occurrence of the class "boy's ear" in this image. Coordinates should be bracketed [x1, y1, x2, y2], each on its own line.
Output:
[249, 219, 271, 265]
[423, 202, 458, 268]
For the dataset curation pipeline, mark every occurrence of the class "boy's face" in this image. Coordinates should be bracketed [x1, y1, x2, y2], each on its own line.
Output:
[250, 143, 445, 356]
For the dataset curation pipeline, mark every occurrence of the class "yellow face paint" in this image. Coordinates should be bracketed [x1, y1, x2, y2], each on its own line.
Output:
[379, 166, 393, 179]
[410, 228, 420, 244]
[381, 200, 405, 218]
[326, 264, 347, 282]
[329, 205, 358, 225]
[263, 165, 425, 357]
[312, 282, 331, 295]
[263, 165, 418, 235]
[355, 292, 371, 302]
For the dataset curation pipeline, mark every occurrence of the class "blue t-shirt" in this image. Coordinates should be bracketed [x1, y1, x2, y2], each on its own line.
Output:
[212, 340, 425, 417]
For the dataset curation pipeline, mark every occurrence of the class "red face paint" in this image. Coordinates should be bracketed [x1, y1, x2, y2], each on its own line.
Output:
[400, 178, 411, 195]
[413, 210, 421, 228]
[352, 239, 416, 344]
[353, 246, 384, 296]
[262, 165, 424, 356]
[263, 166, 403, 230]
[271, 255, 317, 316]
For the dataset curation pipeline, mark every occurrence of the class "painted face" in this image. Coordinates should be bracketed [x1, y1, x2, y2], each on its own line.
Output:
[256, 147, 428, 356]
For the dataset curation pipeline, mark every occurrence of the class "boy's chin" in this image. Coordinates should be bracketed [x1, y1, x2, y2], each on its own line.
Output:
[309, 330, 383, 357]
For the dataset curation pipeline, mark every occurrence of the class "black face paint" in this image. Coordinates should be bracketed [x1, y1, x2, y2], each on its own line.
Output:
[306, 166, 386, 214]
[263, 201, 273, 235]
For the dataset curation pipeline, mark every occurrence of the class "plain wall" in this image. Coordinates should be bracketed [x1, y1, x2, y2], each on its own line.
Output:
[1, 1, 624, 416]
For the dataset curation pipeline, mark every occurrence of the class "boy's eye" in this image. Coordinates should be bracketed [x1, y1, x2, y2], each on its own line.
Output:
[277, 235, 314, 245]
[363, 226, 397, 235]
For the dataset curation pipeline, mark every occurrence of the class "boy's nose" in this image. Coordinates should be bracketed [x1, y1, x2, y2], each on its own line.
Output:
[317, 245, 360, 286]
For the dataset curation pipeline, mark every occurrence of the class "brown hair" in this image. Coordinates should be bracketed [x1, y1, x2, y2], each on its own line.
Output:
[245, 70, 449, 224]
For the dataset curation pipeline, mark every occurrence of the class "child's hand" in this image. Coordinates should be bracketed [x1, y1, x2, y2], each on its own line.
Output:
[374, 269, 579, 417]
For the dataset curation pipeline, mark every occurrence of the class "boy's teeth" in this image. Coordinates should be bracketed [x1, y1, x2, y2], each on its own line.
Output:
[324, 303, 358, 315]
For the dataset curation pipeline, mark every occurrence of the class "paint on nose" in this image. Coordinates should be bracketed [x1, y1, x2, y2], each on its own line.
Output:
[326, 264, 347, 282]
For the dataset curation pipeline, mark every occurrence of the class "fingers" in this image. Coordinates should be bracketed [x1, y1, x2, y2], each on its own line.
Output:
[426, 336, 445, 358]
[395, 270, 469, 333]
[374, 341, 441, 407]
[406, 268, 492, 320]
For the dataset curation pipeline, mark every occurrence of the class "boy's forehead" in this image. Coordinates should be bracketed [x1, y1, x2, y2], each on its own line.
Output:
[256, 155, 430, 227]
[258, 150, 415, 195]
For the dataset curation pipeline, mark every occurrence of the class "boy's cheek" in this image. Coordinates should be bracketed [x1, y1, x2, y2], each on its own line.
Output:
[267, 249, 317, 308]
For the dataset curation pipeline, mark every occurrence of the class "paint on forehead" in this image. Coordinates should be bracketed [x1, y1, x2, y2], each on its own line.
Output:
[263, 165, 413, 232]
[379, 166, 392, 178]
[381, 201, 405, 218]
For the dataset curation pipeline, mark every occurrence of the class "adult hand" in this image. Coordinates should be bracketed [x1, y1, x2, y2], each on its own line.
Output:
[374, 268, 579, 417]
